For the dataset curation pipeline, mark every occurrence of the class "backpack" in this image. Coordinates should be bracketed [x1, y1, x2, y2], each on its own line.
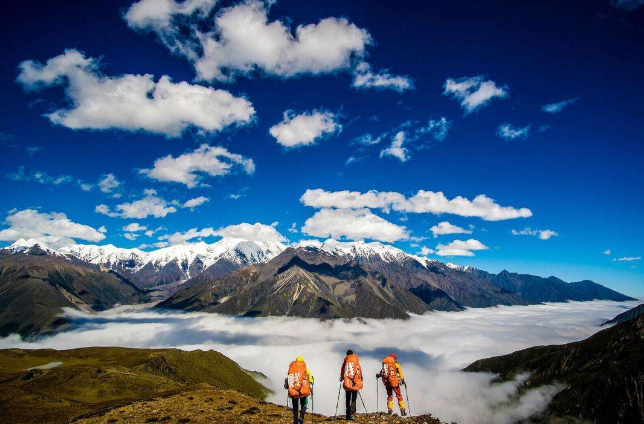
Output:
[342, 354, 363, 391]
[381, 356, 398, 387]
[287, 360, 311, 398]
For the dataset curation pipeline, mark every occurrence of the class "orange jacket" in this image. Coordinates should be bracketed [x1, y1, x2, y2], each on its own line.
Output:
[340, 354, 363, 391]
[380, 356, 404, 387]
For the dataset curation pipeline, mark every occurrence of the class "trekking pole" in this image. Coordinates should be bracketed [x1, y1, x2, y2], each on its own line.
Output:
[404, 382, 411, 417]
[312, 387, 314, 414]
[376, 376, 379, 413]
[333, 381, 341, 418]
[357, 391, 369, 414]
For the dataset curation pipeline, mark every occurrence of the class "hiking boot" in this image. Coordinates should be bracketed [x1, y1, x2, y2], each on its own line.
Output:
[387, 408, 393, 415]
[401, 408, 407, 417]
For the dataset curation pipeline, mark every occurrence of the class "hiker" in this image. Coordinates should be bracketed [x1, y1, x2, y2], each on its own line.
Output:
[376, 353, 407, 416]
[340, 349, 363, 420]
[285, 356, 314, 424]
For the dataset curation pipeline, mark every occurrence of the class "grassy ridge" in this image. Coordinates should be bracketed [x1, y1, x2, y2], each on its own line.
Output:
[0, 347, 269, 424]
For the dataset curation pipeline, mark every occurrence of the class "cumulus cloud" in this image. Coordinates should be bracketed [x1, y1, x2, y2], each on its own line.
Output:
[182, 196, 209, 209]
[301, 208, 409, 242]
[612, 256, 641, 262]
[444, 76, 508, 114]
[123, 223, 147, 232]
[431, 221, 474, 238]
[159, 222, 287, 245]
[512, 228, 559, 240]
[140, 144, 255, 188]
[269, 110, 341, 148]
[7, 166, 72, 185]
[96, 189, 178, 219]
[98, 173, 122, 195]
[541, 97, 579, 114]
[603, 249, 611, 255]
[288, 223, 298, 234]
[124, 0, 407, 90]
[419, 246, 435, 256]
[352, 62, 414, 92]
[380, 131, 409, 162]
[16, 49, 254, 137]
[2, 301, 635, 423]
[497, 123, 530, 140]
[0, 208, 106, 247]
[301, 189, 532, 221]
[436, 239, 489, 256]
[416, 117, 452, 142]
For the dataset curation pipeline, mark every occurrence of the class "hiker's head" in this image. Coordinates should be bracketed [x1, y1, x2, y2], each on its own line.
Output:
[389, 353, 397, 360]
[296, 356, 305, 362]
[346, 349, 353, 356]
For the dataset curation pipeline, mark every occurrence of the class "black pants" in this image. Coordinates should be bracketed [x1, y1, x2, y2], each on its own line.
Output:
[345, 390, 357, 417]
[291, 397, 307, 423]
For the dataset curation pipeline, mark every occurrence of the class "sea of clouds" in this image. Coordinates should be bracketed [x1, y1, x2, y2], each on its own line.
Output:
[1, 300, 639, 424]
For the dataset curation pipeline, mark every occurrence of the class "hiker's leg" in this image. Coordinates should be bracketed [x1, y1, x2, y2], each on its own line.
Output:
[351, 391, 357, 415]
[345, 390, 351, 418]
[386, 386, 394, 413]
[300, 397, 308, 423]
[394, 386, 405, 413]
[292, 397, 299, 424]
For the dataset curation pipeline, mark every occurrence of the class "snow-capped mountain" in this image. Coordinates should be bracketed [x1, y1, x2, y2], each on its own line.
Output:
[3, 238, 286, 288]
[297, 239, 429, 267]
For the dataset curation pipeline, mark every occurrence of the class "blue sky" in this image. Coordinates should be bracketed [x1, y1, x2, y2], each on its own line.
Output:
[0, 0, 642, 296]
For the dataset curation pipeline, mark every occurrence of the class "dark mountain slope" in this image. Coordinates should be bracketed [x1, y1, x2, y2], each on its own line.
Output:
[159, 248, 463, 318]
[0, 253, 149, 338]
[605, 303, 644, 325]
[465, 314, 644, 423]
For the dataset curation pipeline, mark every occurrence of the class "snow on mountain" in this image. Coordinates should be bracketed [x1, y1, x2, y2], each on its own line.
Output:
[297, 239, 428, 267]
[3, 238, 286, 276]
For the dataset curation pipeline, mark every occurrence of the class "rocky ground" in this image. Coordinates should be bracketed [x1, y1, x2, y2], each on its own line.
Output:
[70, 386, 448, 424]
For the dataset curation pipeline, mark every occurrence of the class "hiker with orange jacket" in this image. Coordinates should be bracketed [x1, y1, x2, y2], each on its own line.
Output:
[285, 356, 314, 424]
[339, 349, 363, 420]
[376, 353, 407, 416]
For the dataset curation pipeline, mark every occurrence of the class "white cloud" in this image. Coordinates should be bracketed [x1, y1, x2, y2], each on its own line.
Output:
[159, 222, 286, 245]
[123, 223, 147, 232]
[497, 123, 530, 140]
[352, 133, 383, 146]
[140, 144, 255, 188]
[603, 249, 611, 256]
[5, 302, 633, 423]
[98, 174, 122, 194]
[96, 189, 177, 219]
[124, 0, 406, 90]
[213, 222, 287, 243]
[419, 246, 435, 256]
[301, 208, 409, 242]
[444, 76, 508, 114]
[512, 228, 559, 240]
[288, 223, 298, 234]
[0, 208, 106, 247]
[416, 117, 452, 142]
[124, 233, 139, 241]
[610, 0, 644, 11]
[301, 189, 532, 221]
[269, 110, 341, 148]
[541, 97, 579, 114]
[436, 239, 489, 257]
[352, 62, 414, 92]
[431, 221, 473, 238]
[16, 49, 255, 137]
[380, 131, 409, 162]
[138, 241, 169, 250]
[613, 256, 641, 262]
[7, 166, 72, 185]
[182, 196, 209, 209]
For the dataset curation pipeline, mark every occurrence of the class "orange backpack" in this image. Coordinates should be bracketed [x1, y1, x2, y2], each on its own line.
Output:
[381, 356, 398, 387]
[287, 361, 311, 398]
[342, 354, 363, 391]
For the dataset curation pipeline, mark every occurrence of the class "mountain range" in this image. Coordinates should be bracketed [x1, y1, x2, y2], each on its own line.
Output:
[158, 239, 634, 319]
[0, 238, 635, 330]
